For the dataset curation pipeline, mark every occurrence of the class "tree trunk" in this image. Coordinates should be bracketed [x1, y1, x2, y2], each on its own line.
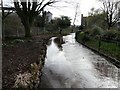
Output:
[59, 29, 62, 35]
[107, 22, 111, 30]
[21, 17, 32, 37]
[24, 24, 31, 37]
[108, 26, 110, 30]
[108, 25, 112, 30]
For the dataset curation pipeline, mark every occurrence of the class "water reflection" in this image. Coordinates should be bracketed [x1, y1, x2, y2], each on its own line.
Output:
[88, 51, 119, 82]
[40, 33, 119, 88]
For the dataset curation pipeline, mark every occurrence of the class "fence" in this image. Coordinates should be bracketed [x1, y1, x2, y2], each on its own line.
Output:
[2, 24, 45, 37]
[75, 32, 120, 61]
[3, 24, 25, 37]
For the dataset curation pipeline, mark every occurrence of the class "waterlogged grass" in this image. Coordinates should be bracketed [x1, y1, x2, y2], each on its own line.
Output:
[76, 33, 120, 61]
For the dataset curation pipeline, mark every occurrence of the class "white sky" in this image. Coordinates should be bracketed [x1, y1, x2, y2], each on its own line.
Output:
[3, 0, 102, 25]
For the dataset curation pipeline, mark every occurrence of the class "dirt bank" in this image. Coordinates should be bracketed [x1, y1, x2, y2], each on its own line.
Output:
[2, 34, 59, 89]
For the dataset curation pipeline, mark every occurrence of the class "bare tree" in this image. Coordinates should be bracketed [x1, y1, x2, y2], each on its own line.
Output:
[116, 1, 120, 20]
[14, 0, 58, 37]
[72, 3, 79, 32]
[1, 0, 15, 20]
[99, 0, 120, 30]
[1, 0, 15, 40]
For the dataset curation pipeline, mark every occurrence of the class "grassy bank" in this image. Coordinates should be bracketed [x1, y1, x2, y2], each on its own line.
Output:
[75, 31, 120, 61]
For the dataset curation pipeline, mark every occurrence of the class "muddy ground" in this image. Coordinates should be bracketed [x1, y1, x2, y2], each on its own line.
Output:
[2, 34, 63, 89]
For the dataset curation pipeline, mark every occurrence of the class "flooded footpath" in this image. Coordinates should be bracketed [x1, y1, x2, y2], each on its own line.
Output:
[39, 33, 120, 88]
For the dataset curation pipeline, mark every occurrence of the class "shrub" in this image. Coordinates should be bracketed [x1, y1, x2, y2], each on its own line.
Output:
[84, 30, 90, 35]
[90, 25, 104, 37]
[102, 30, 120, 41]
[79, 32, 90, 43]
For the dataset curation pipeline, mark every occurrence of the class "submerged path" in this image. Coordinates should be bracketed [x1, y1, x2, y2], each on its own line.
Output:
[40, 33, 119, 88]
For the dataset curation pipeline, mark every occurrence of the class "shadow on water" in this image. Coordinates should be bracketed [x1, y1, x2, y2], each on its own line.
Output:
[54, 36, 65, 50]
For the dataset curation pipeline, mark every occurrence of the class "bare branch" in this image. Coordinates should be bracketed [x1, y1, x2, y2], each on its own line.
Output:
[36, 0, 45, 11]
[98, 0, 120, 29]
[38, 0, 58, 13]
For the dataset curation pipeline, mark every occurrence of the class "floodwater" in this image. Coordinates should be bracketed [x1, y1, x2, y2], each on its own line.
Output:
[40, 33, 119, 88]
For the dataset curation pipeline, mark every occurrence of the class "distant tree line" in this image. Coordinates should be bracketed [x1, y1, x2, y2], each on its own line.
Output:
[34, 15, 71, 34]
[2, 0, 72, 37]
[81, 0, 120, 31]
[79, 0, 120, 41]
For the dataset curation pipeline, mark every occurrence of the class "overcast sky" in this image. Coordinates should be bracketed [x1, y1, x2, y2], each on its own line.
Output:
[45, 0, 101, 25]
[3, 0, 102, 25]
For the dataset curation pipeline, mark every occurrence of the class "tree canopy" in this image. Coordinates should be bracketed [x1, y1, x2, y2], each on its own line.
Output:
[56, 16, 71, 29]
